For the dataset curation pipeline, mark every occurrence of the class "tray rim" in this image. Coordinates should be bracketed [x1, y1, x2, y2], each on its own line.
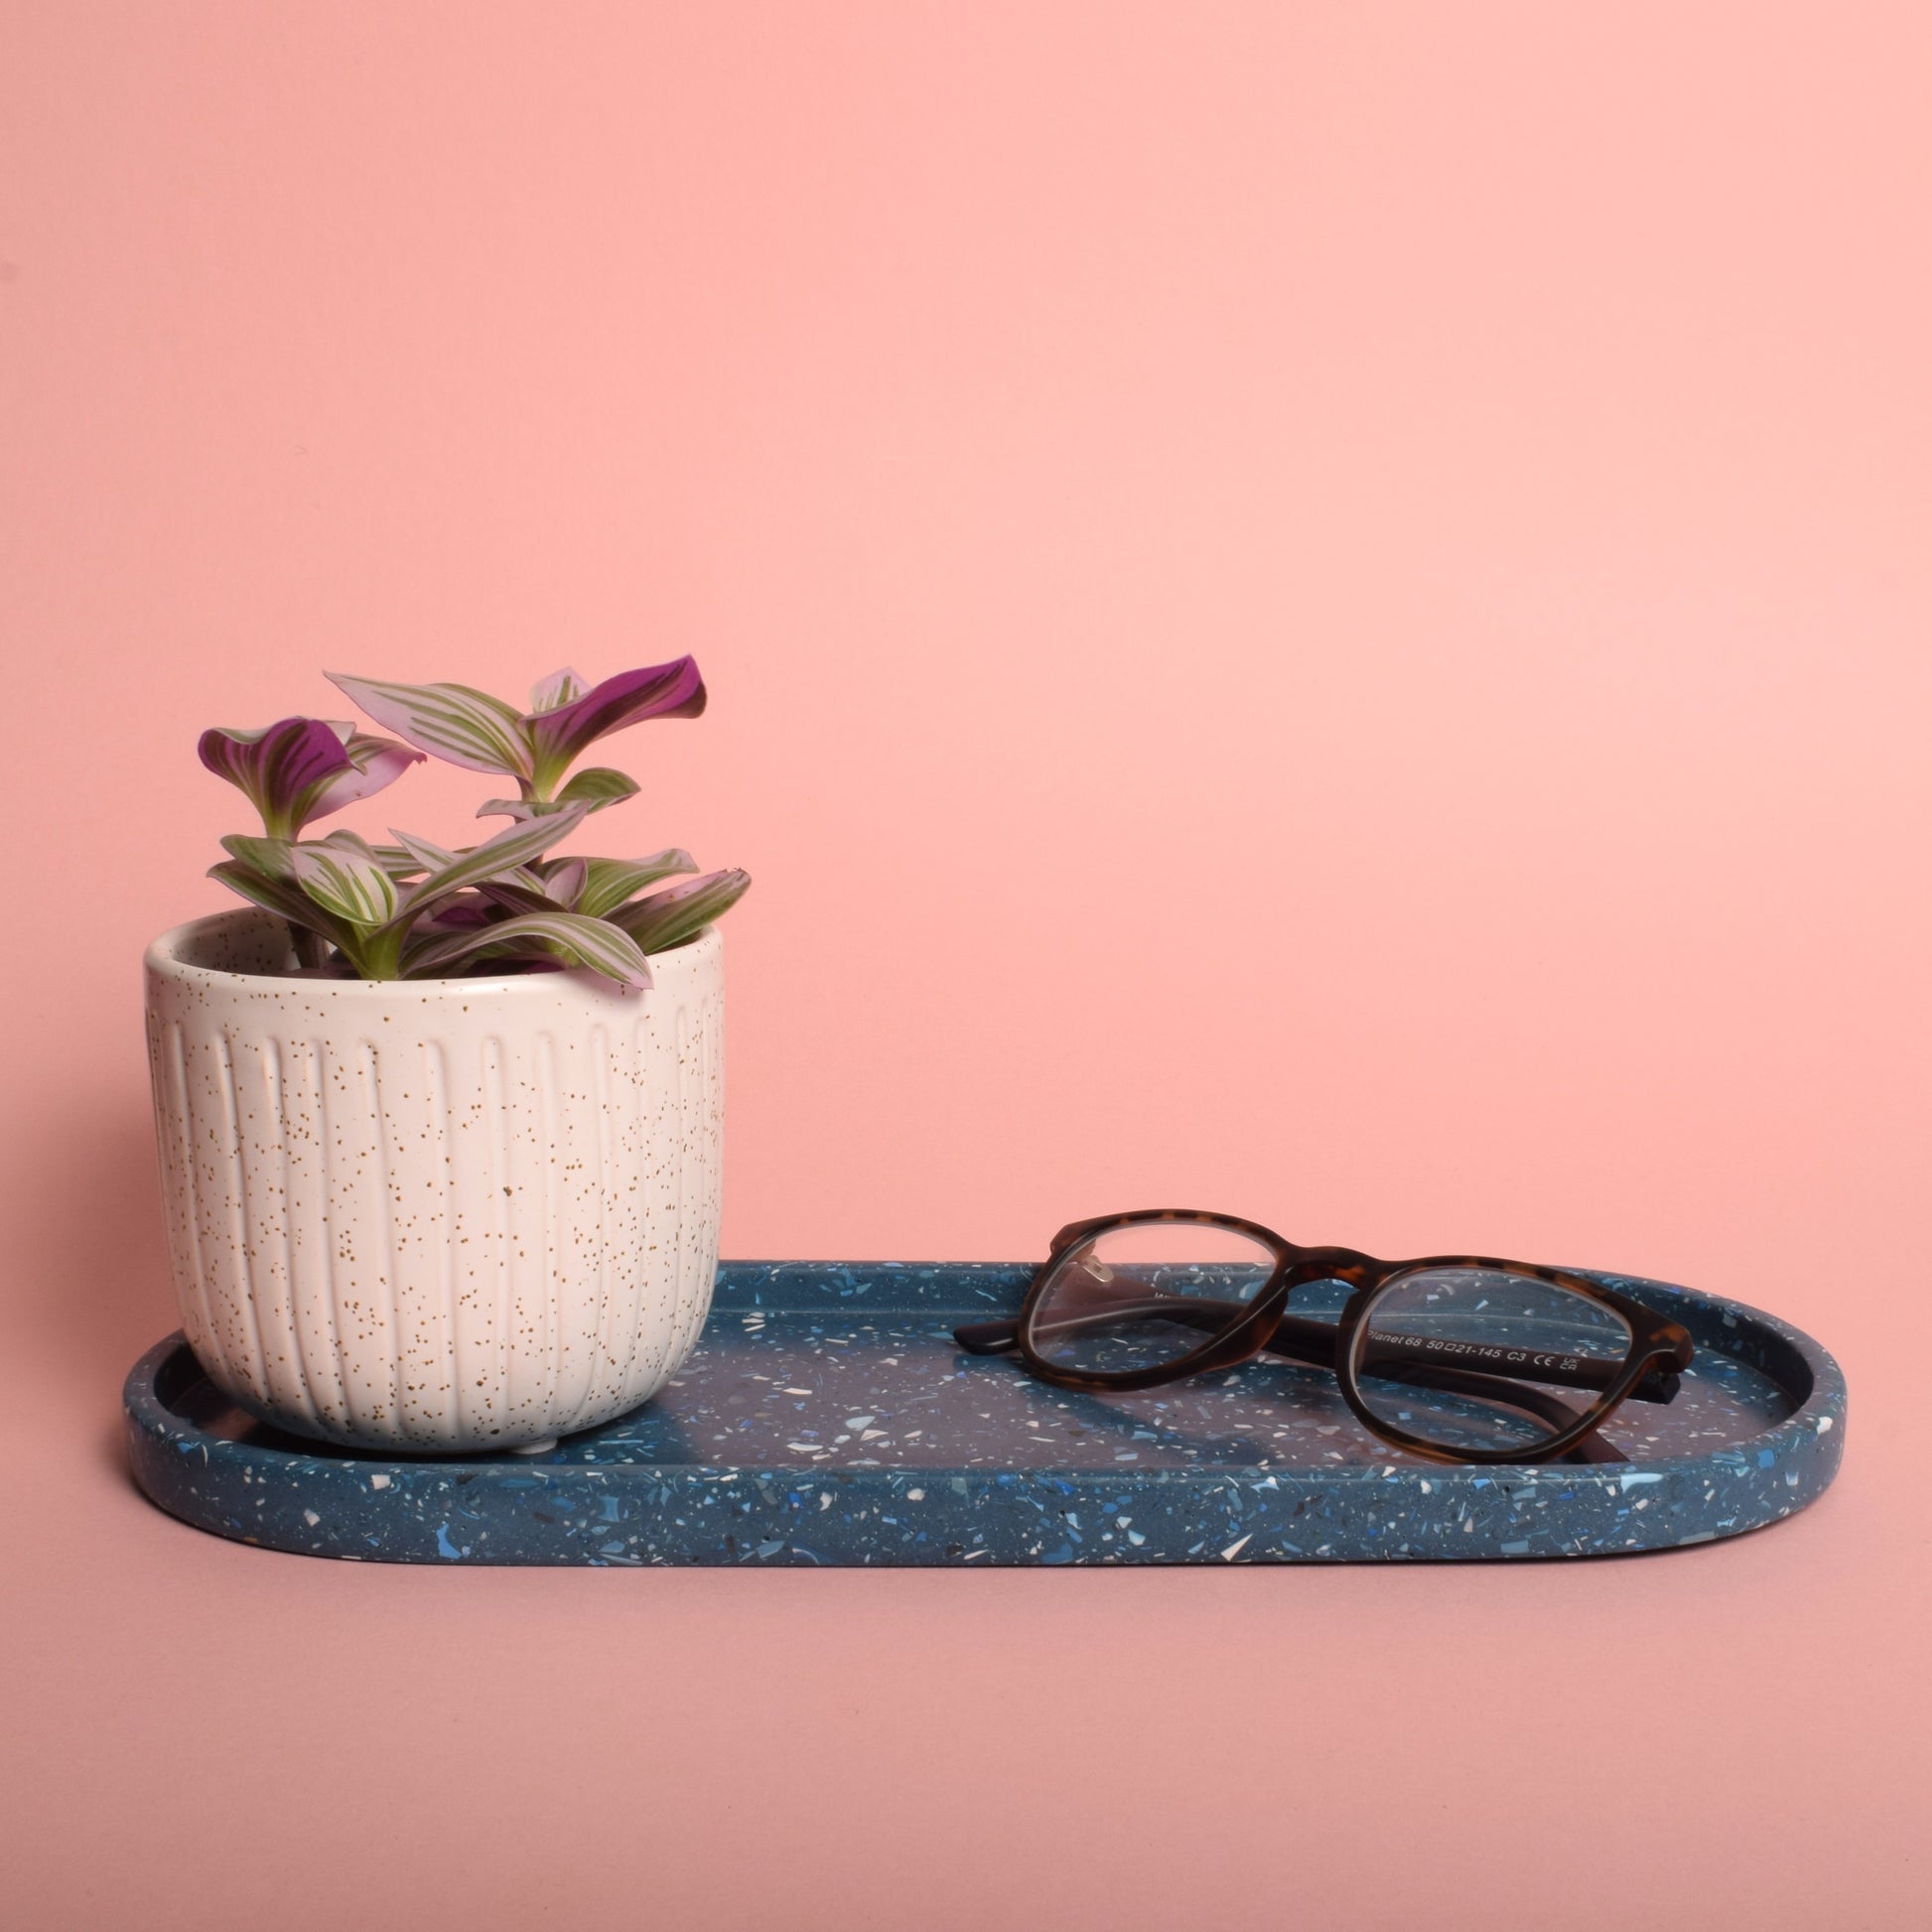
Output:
[123, 1261, 1847, 1566]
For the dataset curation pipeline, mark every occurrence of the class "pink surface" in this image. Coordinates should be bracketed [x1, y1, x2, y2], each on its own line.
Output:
[2, 5, 1928, 1926]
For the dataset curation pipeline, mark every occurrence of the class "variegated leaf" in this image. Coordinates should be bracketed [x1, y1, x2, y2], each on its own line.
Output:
[392, 826, 552, 907]
[392, 800, 590, 916]
[528, 667, 589, 715]
[327, 673, 535, 778]
[404, 911, 653, 989]
[609, 868, 750, 955]
[368, 844, 429, 879]
[305, 732, 425, 819]
[522, 658, 706, 792]
[387, 828, 460, 874]
[291, 841, 400, 928]
[555, 766, 641, 812]
[207, 860, 355, 952]
[199, 717, 356, 838]
[421, 894, 495, 929]
[476, 877, 559, 917]
[543, 857, 588, 907]
[309, 827, 383, 861]
[577, 849, 697, 919]
[219, 833, 296, 879]
[476, 789, 619, 820]
[432, 838, 560, 911]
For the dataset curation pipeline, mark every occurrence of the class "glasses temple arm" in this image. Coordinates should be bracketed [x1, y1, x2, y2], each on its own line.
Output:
[954, 1303, 1678, 1403]
[951, 1318, 1019, 1352]
[1254, 1312, 1629, 1454]
[952, 1304, 1626, 1463]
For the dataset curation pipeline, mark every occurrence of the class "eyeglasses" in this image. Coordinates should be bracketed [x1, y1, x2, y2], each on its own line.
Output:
[953, 1210, 1695, 1466]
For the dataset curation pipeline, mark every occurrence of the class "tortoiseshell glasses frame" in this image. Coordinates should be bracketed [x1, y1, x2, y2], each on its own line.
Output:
[953, 1209, 1695, 1466]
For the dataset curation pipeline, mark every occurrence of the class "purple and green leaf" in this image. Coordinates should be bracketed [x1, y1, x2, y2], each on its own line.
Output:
[326, 674, 534, 779]
[219, 832, 296, 879]
[522, 658, 705, 796]
[419, 894, 496, 929]
[475, 772, 636, 820]
[386, 828, 461, 875]
[555, 766, 641, 811]
[608, 869, 751, 955]
[207, 859, 357, 954]
[367, 844, 430, 879]
[527, 667, 589, 715]
[392, 801, 590, 914]
[473, 877, 562, 918]
[576, 850, 697, 919]
[403, 911, 653, 989]
[541, 856, 589, 908]
[290, 837, 399, 928]
[309, 730, 427, 821]
[200, 717, 422, 838]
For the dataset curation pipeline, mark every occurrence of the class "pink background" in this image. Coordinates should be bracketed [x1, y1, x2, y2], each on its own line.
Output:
[3, 5, 1929, 1926]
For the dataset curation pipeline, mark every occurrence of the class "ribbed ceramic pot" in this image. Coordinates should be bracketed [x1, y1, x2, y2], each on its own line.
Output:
[143, 907, 724, 1453]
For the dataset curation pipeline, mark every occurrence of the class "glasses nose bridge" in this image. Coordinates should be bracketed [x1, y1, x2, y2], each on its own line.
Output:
[1284, 1250, 1373, 1294]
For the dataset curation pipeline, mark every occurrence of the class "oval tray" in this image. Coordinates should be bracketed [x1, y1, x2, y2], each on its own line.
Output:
[124, 1262, 1846, 1565]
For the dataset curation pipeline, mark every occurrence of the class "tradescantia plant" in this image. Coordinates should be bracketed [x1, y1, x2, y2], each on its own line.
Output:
[325, 657, 705, 819]
[200, 657, 749, 988]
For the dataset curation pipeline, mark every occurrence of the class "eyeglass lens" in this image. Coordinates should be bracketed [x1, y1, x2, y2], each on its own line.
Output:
[1028, 1224, 1276, 1376]
[1350, 1267, 1635, 1454]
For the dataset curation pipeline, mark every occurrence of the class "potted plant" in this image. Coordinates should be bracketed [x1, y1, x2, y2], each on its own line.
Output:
[144, 659, 749, 1454]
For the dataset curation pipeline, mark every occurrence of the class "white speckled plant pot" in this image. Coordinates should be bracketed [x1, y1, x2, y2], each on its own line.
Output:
[143, 907, 724, 1453]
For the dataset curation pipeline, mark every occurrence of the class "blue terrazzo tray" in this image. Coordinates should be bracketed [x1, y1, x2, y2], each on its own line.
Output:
[124, 1262, 1845, 1565]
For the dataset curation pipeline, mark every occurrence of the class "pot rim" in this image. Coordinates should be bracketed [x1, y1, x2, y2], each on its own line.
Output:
[144, 905, 719, 999]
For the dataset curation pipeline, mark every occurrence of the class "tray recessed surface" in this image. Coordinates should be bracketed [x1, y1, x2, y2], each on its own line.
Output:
[125, 1262, 1845, 1565]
